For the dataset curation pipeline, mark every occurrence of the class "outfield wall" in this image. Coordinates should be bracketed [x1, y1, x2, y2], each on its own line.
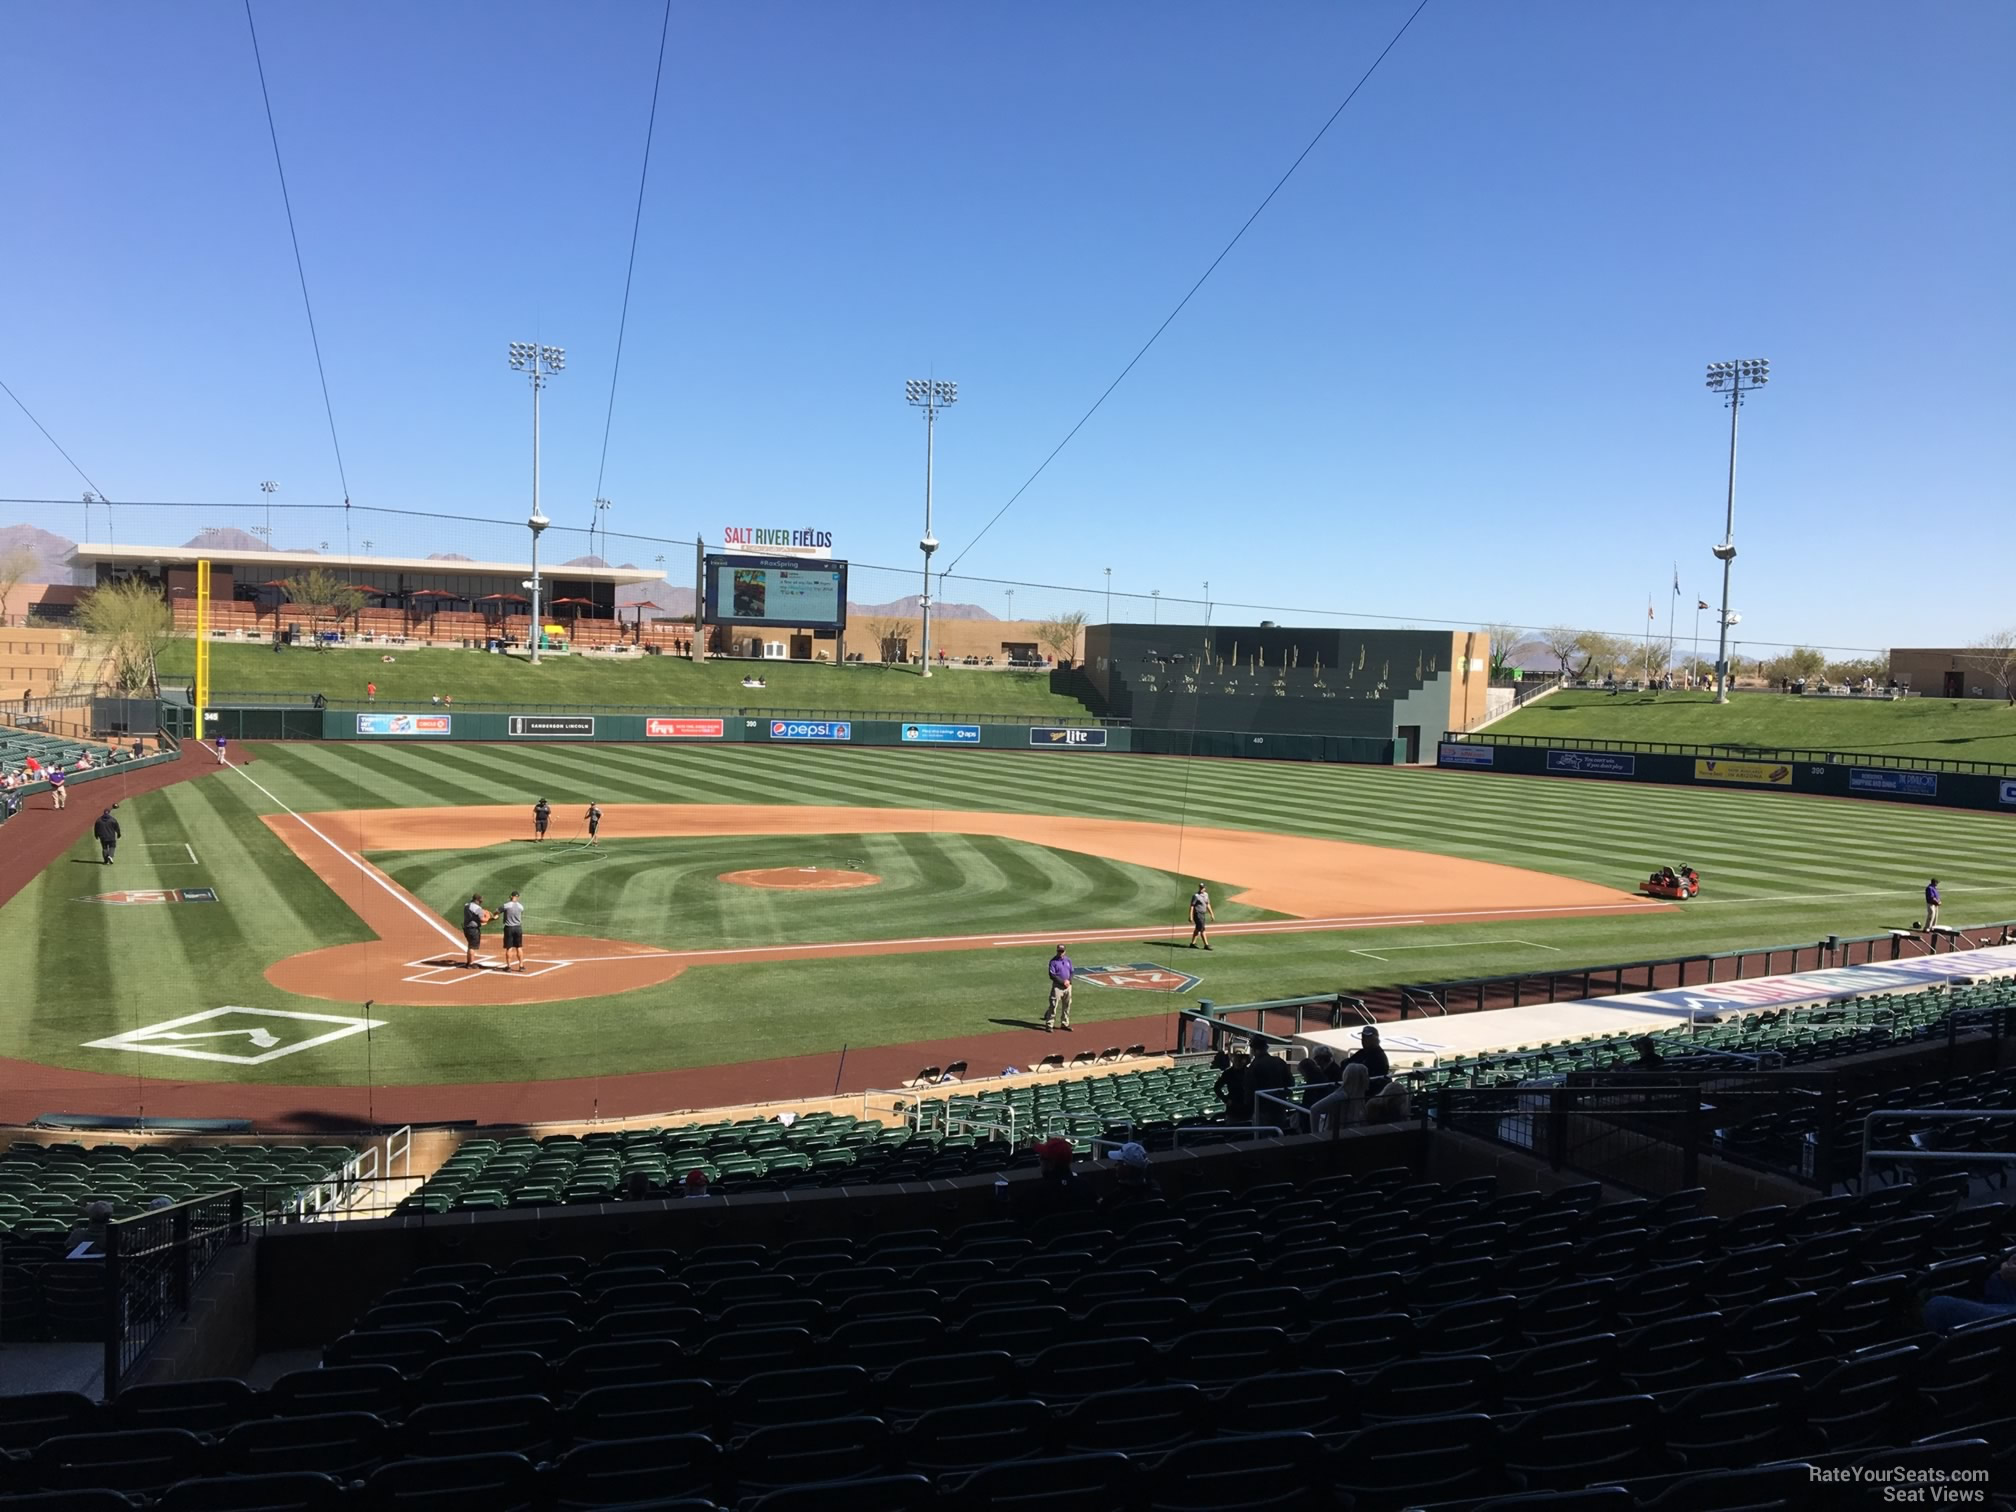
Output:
[185, 704, 1403, 764]
[1438, 736, 2016, 815]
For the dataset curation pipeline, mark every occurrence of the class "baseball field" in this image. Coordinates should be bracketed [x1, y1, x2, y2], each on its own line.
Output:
[3, 738, 2012, 1111]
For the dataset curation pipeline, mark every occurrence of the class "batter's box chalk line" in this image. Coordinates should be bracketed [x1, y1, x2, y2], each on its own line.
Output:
[402, 953, 576, 985]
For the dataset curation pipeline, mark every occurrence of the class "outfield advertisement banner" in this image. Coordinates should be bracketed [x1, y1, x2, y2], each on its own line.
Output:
[1439, 742, 1495, 767]
[646, 718, 725, 739]
[1695, 758, 1793, 787]
[1545, 750, 1636, 777]
[2002, 780, 2016, 807]
[356, 713, 451, 736]
[1849, 769, 1939, 798]
[770, 720, 851, 742]
[1030, 727, 1109, 748]
[508, 715, 596, 738]
[900, 723, 980, 745]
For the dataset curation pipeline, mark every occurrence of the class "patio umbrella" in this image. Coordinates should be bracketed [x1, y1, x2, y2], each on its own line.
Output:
[547, 596, 597, 616]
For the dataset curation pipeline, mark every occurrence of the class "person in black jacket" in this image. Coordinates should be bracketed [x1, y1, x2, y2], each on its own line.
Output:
[94, 806, 121, 865]
[1247, 1040, 1296, 1128]
[1213, 1042, 1254, 1122]
[1300, 1046, 1344, 1108]
[1348, 1027, 1391, 1096]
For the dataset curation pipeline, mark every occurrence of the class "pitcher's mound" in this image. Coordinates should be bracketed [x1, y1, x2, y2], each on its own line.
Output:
[720, 867, 882, 891]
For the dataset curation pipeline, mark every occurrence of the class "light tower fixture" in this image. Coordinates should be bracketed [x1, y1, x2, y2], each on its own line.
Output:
[508, 341, 565, 663]
[258, 480, 279, 548]
[1703, 358, 1770, 704]
[904, 378, 958, 675]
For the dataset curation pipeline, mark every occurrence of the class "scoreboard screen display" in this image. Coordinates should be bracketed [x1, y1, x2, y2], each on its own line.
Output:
[703, 554, 848, 632]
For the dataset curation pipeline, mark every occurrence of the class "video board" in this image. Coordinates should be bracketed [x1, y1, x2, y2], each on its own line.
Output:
[703, 554, 848, 632]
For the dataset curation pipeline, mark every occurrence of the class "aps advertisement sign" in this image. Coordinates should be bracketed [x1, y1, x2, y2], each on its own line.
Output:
[901, 724, 981, 745]
[1438, 742, 1496, 767]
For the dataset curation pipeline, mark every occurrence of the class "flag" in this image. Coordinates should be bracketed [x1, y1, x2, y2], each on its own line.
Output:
[1648, 603, 1655, 621]
[1697, 599, 1710, 610]
[1672, 565, 1681, 595]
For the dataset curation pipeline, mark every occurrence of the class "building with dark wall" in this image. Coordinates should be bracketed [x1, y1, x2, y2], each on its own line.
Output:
[1081, 624, 1490, 761]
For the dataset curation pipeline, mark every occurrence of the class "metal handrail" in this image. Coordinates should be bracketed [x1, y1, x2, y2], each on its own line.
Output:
[1441, 726, 2016, 779]
[1860, 1108, 2016, 1189]
[1173, 1124, 1284, 1146]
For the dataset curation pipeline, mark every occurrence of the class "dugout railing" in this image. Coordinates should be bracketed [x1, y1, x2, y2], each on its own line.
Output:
[1441, 727, 2016, 778]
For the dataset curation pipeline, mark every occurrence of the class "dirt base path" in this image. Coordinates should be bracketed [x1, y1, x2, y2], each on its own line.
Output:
[259, 802, 1658, 1007]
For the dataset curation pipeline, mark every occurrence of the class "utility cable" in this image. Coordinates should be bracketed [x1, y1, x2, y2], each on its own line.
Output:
[591, 0, 674, 516]
[944, 0, 1433, 574]
[244, 0, 353, 507]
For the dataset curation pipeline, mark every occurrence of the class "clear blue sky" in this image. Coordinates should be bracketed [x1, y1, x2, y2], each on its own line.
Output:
[3, 1, 2010, 653]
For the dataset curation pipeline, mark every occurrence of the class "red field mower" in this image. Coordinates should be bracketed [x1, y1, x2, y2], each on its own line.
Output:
[1642, 865, 1701, 901]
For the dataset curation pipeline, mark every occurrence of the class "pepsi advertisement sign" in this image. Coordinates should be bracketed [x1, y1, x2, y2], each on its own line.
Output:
[769, 720, 851, 742]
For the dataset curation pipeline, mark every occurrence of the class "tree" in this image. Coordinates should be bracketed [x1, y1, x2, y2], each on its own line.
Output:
[0, 545, 35, 625]
[862, 616, 914, 664]
[1541, 625, 1583, 678]
[281, 568, 366, 647]
[1479, 623, 1527, 679]
[1960, 629, 2016, 705]
[1573, 631, 1629, 680]
[1825, 655, 1888, 686]
[1762, 646, 1828, 686]
[1033, 611, 1089, 664]
[76, 578, 173, 692]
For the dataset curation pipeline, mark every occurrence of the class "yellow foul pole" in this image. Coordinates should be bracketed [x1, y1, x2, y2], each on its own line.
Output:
[194, 560, 210, 746]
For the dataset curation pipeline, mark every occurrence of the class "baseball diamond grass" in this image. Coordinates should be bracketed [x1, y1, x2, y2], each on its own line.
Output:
[1494, 689, 2016, 766]
[156, 641, 1092, 719]
[4, 740, 2012, 1087]
[370, 834, 1280, 952]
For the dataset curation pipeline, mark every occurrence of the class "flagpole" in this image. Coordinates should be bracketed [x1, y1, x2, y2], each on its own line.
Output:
[1667, 567, 1679, 682]
[1693, 601, 1703, 689]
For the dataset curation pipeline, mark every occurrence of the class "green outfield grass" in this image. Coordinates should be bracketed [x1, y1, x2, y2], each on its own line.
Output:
[157, 641, 1091, 719]
[4, 741, 2011, 1087]
[1494, 689, 2016, 764]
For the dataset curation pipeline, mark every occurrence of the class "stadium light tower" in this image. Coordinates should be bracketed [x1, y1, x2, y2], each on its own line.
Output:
[1704, 358, 1769, 704]
[509, 342, 565, 663]
[905, 378, 957, 676]
[259, 480, 279, 547]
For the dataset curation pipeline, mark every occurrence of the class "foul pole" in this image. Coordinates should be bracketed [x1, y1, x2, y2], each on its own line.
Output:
[194, 560, 211, 746]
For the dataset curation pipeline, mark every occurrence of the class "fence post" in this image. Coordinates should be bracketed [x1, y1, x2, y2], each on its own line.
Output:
[102, 1220, 124, 1397]
[1683, 1090, 1700, 1187]
[171, 1204, 192, 1315]
[1546, 1087, 1568, 1171]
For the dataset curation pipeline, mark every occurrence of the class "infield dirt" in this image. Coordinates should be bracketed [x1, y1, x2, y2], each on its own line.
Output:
[260, 803, 1658, 1007]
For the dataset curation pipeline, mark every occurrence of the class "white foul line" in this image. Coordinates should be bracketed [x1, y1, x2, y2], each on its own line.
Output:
[185, 843, 199, 865]
[225, 758, 465, 949]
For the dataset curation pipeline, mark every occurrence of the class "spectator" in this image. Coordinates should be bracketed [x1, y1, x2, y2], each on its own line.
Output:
[681, 1169, 711, 1199]
[65, 1200, 115, 1259]
[1632, 1036, 1665, 1069]
[1016, 1137, 1093, 1221]
[622, 1171, 654, 1201]
[1348, 1027, 1391, 1096]
[1247, 1039, 1295, 1128]
[1924, 1252, 2016, 1331]
[1101, 1142, 1161, 1208]
[1212, 1041, 1254, 1122]
[1300, 1046, 1343, 1108]
[1312, 1062, 1371, 1135]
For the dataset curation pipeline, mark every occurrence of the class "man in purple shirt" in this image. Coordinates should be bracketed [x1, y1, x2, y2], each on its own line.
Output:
[1044, 945, 1073, 1033]
[1925, 879, 1941, 931]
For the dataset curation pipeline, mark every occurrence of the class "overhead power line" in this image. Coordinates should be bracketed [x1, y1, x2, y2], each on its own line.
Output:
[945, 0, 1433, 575]
[0, 492, 1888, 656]
[0, 378, 108, 500]
[244, 0, 353, 508]
[592, 0, 674, 509]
